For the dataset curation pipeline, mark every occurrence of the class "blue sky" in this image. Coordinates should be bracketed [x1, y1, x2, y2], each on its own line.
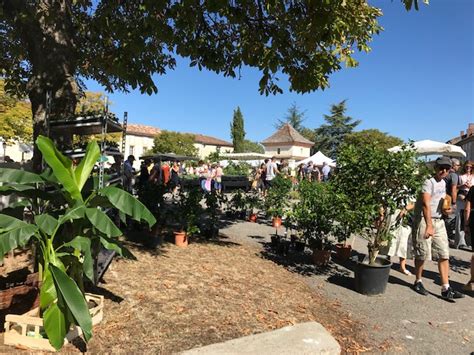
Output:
[85, 0, 473, 144]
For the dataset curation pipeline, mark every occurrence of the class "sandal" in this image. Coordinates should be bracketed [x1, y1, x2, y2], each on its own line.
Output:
[400, 269, 413, 276]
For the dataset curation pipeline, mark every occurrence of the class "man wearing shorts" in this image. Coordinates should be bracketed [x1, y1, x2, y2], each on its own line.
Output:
[412, 156, 464, 300]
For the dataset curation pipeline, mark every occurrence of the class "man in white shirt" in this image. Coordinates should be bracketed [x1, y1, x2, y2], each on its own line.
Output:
[322, 162, 331, 182]
[265, 157, 279, 188]
[412, 156, 464, 301]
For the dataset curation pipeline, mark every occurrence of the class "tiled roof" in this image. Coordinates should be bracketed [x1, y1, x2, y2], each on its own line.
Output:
[447, 122, 474, 145]
[126, 124, 161, 137]
[262, 123, 314, 146]
[194, 134, 233, 147]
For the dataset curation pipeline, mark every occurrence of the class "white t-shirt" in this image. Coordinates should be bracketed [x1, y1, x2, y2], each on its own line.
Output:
[266, 162, 277, 181]
[421, 177, 446, 218]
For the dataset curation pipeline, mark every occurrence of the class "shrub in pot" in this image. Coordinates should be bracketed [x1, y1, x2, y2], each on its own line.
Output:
[333, 143, 423, 294]
[243, 192, 262, 222]
[294, 181, 335, 266]
[0, 136, 156, 349]
[174, 188, 202, 246]
[228, 189, 246, 219]
[331, 191, 359, 261]
[203, 191, 223, 238]
[265, 175, 292, 227]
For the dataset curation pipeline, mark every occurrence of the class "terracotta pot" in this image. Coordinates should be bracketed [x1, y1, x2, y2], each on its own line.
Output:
[249, 213, 257, 222]
[272, 216, 282, 228]
[174, 231, 188, 247]
[334, 243, 352, 261]
[312, 249, 331, 266]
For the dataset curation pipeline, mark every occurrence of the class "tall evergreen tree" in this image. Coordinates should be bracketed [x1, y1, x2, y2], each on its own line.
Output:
[230, 107, 246, 153]
[275, 102, 306, 132]
[314, 100, 360, 159]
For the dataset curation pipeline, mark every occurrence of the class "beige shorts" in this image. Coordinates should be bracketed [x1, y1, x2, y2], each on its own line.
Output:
[412, 218, 449, 260]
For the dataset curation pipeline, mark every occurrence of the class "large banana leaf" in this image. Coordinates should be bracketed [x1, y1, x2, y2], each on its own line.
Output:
[34, 214, 58, 236]
[99, 236, 136, 259]
[58, 204, 86, 224]
[36, 136, 82, 202]
[85, 208, 122, 237]
[74, 141, 100, 192]
[0, 215, 38, 262]
[40, 267, 57, 310]
[43, 302, 68, 350]
[100, 186, 156, 228]
[0, 168, 44, 184]
[50, 265, 92, 342]
[61, 236, 94, 281]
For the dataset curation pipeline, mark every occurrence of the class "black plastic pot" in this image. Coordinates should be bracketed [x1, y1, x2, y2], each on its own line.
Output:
[294, 241, 306, 252]
[354, 255, 392, 296]
[277, 240, 290, 255]
[270, 235, 280, 248]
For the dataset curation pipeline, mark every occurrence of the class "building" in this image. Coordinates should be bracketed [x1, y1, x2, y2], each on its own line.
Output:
[0, 140, 33, 163]
[447, 123, 474, 161]
[261, 123, 314, 161]
[193, 134, 233, 159]
[123, 123, 233, 167]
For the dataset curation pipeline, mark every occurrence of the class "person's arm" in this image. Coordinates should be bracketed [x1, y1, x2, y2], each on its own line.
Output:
[465, 198, 471, 236]
[422, 192, 434, 239]
[451, 176, 458, 205]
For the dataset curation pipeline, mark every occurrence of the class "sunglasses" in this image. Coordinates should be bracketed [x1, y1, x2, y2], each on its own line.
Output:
[437, 166, 451, 171]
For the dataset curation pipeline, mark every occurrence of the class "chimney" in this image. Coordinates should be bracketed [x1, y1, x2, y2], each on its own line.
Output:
[468, 123, 474, 135]
[460, 130, 465, 137]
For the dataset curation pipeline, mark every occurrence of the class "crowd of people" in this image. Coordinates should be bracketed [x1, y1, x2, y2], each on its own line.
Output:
[386, 157, 473, 301]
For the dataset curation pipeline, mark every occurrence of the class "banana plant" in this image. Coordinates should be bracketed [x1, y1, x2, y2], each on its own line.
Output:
[0, 135, 156, 350]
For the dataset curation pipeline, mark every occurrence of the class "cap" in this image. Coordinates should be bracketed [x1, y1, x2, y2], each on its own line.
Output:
[128, 155, 136, 161]
[435, 156, 452, 167]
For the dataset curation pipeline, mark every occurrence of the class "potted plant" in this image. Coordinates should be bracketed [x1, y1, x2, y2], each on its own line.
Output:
[244, 192, 262, 222]
[174, 188, 202, 247]
[331, 191, 358, 261]
[294, 180, 335, 266]
[265, 175, 292, 227]
[203, 191, 223, 238]
[228, 189, 246, 219]
[0, 136, 156, 350]
[333, 142, 423, 295]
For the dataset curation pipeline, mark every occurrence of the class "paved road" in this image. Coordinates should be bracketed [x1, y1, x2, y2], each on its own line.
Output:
[221, 218, 474, 354]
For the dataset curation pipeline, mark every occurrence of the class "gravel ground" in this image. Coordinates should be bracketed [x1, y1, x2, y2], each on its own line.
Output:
[220, 218, 474, 355]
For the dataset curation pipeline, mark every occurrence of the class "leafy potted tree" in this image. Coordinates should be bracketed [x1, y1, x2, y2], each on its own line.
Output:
[244, 192, 262, 222]
[294, 181, 335, 266]
[333, 142, 423, 295]
[0, 136, 155, 350]
[228, 189, 247, 219]
[203, 191, 223, 238]
[265, 176, 292, 227]
[332, 191, 358, 261]
[174, 188, 202, 247]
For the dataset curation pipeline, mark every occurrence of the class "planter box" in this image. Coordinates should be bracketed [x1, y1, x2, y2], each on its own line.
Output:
[4, 293, 104, 352]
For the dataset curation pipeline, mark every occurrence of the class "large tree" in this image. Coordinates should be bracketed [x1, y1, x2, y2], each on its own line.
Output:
[343, 129, 403, 151]
[152, 131, 198, 157]
[1, 0, 424, 170]
[242, 139, 264, 154]
[0, 79, 32, 143]
[230, 107, 245, 153]
[275, 102, 306, 132]
[313, 100, 360, 159]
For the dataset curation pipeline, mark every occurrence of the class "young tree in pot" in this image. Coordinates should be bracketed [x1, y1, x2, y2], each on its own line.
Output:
[265, 175, 292, 227]
[174, 188, 202, 246]
[333, 143, 423, 294]
[0, 136, 156, 350]
[244, 192, 262, 222]
[228, 189, 246, 219]
[293, 181, 335, 265]
[332, 191, 359, 261]
[203, 191, 223, 238]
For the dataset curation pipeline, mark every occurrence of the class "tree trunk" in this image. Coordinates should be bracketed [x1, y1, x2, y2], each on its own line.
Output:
[4, 0, 79, 172]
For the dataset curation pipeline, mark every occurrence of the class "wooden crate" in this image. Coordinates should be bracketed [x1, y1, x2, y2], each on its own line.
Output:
[3, 293, 104, 352]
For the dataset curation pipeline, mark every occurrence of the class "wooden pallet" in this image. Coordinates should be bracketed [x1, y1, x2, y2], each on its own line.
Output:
[4, 293, 104, 352]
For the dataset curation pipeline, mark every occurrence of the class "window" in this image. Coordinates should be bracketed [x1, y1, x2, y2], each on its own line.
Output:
[129, 145, 134, 156]
[277, 148, 281, 154]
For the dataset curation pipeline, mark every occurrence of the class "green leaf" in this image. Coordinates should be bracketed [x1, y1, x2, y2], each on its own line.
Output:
[0, 168, 44, 184]
[62, 236, 93, 281]
[99, 236, 135, 259]
[40, 267, 57, 310]
[0, 184, 35, 193]
[74, 141, 100, 192]
[34, 214, 58, 236]
[100, 186, 156, 228]
[36, 135, 82, 202]
[0, 215, 37, 262]
[58, 204, 86, 224]
[50, 265, 92, 342]
[43, 303, 68, 350]
[85, 208, 122, 237]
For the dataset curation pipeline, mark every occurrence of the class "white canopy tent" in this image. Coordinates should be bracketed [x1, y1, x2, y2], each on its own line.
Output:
[388, 139, 466, 158]
[295, 151, 336, 167]
[219, 152, 272, 160]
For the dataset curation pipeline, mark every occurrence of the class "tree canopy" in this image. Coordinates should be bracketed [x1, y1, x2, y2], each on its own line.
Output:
[275, 103, 306, 132]
[242, 140, 265, 154]
[230, 107, 246, 153]
[1, 0, 426, 170]
[313, 100, 360, 159]
[152, 131, 198, 157]
[0, 79, 32, 143]
[343, 129, 403, 151]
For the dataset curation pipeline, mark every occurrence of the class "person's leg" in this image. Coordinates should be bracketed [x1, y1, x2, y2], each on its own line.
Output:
[438, 258, 450, 285]
[414, 259, 425, 281]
